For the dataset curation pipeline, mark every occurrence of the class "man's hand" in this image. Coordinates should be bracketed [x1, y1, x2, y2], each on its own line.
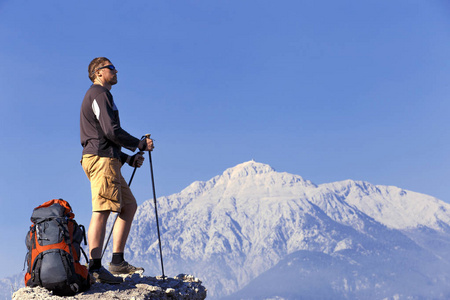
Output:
[127, 152, 145, 168]
[138, 137, 155, 151]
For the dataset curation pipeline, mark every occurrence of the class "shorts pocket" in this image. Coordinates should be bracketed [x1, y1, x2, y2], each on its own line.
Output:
[98, 175, 121, 203]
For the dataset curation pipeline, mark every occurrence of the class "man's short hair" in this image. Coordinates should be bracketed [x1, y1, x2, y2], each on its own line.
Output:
[88, 57, 111, 83]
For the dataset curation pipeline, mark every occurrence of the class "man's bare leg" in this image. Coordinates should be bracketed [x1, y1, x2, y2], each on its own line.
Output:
[109, 202, 144, 274]
[112, 202, 137, 253]
[87, 210, 124, 283]
[88, 210, 110, 259]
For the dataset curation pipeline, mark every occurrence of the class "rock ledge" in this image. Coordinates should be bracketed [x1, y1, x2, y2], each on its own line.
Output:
[13, 274, 207, 300]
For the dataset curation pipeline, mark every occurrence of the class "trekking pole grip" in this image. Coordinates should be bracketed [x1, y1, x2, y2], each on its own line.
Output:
[141, 134, 153, 152]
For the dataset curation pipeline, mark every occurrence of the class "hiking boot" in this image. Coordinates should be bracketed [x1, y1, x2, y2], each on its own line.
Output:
[109, 261, 145, 275]
[90, 266, 123, 284]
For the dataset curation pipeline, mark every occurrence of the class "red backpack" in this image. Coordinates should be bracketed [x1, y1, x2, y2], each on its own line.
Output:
[24, 199, 91, 295]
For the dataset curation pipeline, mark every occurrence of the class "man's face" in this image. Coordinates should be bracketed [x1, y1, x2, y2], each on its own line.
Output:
[98, 61, 118, 86]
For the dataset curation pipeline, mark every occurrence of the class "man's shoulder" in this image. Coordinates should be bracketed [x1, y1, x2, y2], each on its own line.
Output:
[89, 84, 109, 92]
[85, 84, 111, 99]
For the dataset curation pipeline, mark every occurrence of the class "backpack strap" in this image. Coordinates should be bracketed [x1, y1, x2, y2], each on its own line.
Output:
[79, 224, 87, 245]
[80, 246, 89, 264]
[78, 224, 89, 263]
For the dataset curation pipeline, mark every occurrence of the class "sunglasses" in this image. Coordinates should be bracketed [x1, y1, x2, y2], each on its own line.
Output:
[96, 65, 116, 72]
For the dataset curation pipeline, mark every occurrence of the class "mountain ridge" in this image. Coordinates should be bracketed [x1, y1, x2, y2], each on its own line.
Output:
[124, 160, 450, 298]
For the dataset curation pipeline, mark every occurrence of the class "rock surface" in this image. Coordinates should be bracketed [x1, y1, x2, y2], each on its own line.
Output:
[12, 274, 207, 300]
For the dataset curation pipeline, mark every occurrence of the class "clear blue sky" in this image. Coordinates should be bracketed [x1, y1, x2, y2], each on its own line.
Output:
[0, 0, 449, 278]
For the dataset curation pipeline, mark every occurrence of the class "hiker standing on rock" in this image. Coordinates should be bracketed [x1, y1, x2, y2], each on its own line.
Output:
[80, 57, 154, 284]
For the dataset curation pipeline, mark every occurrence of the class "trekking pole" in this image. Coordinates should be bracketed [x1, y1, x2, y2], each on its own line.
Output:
[145, 134, 166, 279]
[100, 158, 140, 259]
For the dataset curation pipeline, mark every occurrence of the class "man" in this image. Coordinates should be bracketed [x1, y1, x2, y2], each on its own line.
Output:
[80, 57, 154, 284]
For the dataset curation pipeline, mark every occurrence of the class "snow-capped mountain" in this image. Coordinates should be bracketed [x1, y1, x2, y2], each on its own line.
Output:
[117, 161, 450, 299]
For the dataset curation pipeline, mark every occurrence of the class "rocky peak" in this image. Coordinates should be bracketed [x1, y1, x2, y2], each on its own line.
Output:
[12, 274, 207, 300]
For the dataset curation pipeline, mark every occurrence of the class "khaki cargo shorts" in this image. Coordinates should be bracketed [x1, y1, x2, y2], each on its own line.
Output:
[81, 154, 136, 212]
